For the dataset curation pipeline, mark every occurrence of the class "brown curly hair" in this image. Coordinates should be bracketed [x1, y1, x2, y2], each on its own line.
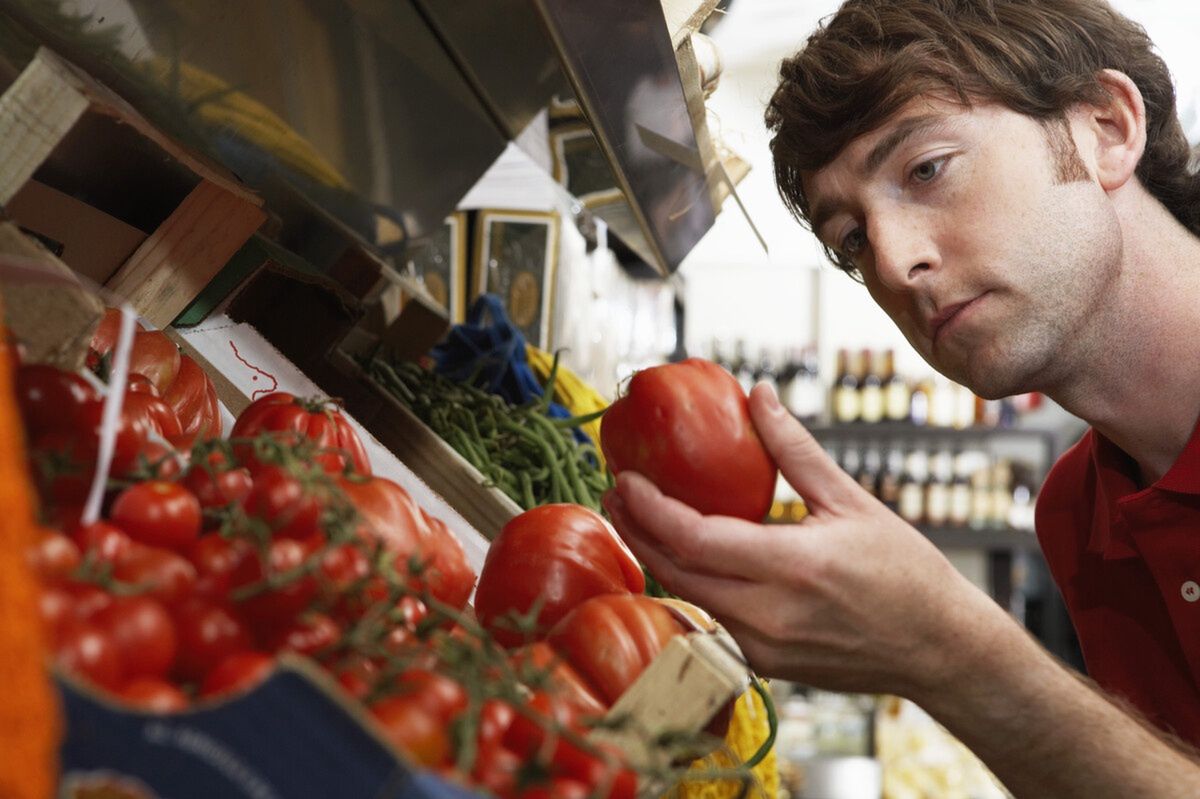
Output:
[766, 0, 1198, 273]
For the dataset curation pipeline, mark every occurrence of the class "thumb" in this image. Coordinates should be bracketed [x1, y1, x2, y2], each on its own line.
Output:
[748, 381, 861, 514]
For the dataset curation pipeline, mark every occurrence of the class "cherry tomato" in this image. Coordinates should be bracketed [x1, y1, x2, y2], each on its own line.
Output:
[38, 587, 77, 641]
[110, 481, 202, 550]
[183, 455, 253, 509]
[172, 598, 253, 682]
[475, 504, 643, 648]
[69, 520, 133, 565]
[601, 358, 778, 521]
[242, 466, 323, 540]
[27, 532, 81, 582]
[65, 583, 115, 622]
[232, 392, 371, 476]
[370, 696, 451, 767]
[185, 535, 251, 599]
[117, 677, 189, 713]
[113, 545, 197, 607]
[334, 656, 381, 700]
[264, 612, 340, 658]
[199, 651, 274, 698]
[472, 744, 522, 797]
[123, 440, 185, 481]
[55, 620, 123, 689]
[92, 595, 177, 680]
[518, 778, 593, 799]
[395, 669, 468, 723]
[229, 537, 319, 628]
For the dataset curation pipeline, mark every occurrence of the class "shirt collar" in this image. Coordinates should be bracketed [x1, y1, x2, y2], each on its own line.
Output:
[1086, 430, 1139, 558]
[1086, 413, 1200, 558]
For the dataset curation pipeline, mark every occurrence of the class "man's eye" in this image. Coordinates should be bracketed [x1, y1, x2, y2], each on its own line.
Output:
[912, 157, 946, 182]
[841, 228, 867, 256]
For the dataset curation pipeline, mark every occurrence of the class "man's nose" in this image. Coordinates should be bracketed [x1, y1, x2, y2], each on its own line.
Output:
[867, 210, 938, 292]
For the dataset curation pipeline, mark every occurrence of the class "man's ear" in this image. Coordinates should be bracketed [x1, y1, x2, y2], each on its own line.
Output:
[1081, 69, 1147, 192]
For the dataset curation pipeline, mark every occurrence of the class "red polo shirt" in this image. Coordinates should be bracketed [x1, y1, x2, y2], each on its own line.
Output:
[1036, 421, 1200, 745]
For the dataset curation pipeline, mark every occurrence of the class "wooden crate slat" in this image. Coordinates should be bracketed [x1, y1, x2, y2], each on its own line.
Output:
[0, 221, 103, 369]
[106, 179, 267, 328]
[0, 49, 89, 205]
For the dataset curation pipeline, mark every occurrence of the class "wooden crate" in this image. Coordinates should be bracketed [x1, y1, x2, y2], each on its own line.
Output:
[0, 47, 266, 328]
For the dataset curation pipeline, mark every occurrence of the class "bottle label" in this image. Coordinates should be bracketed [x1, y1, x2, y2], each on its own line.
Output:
[950, 485, 972, 526]
[926, 484, 950, 526]
[860, 386, 884, 423]
[834, 388, 861, 423]
[899, 484, 924, 523]
[885, 384, 910, 421]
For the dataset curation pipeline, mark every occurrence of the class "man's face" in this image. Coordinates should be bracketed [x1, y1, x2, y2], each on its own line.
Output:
[802, 98, 1123, 398]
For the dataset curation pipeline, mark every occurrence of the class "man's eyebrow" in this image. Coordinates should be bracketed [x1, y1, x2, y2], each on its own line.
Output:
[808, 114, 952, 242]
[862, 114, 948, 176]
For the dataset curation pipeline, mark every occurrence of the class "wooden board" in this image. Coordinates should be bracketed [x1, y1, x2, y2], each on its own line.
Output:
[592, 630, 750, 781]
[106, 179, 267, 328]
[662, 0, 722, 49]
[0, 49, 89, 206]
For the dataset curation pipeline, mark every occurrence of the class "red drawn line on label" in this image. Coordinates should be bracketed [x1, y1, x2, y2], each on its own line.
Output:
[229, 340, 279, 399]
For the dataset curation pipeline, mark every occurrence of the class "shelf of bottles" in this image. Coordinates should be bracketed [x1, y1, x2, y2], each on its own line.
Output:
[733, 346, 1052, 550]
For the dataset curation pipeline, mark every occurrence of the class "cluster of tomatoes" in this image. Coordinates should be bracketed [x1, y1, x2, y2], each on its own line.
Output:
[16, 340, 655, 798]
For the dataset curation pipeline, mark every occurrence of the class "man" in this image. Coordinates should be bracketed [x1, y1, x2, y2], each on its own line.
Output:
[603, 0, 1200, 795]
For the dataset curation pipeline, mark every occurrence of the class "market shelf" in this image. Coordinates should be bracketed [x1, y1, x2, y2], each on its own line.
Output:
[919, 525, 1040, 551]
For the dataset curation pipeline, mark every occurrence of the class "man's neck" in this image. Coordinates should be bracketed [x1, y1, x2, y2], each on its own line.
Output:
[1045, 191, 1200, 485]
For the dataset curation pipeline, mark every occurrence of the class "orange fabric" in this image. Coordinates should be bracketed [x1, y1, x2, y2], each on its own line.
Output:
[0, 346, 60, 798]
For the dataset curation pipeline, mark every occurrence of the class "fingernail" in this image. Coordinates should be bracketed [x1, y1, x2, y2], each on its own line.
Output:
[759, 382, 785, 414]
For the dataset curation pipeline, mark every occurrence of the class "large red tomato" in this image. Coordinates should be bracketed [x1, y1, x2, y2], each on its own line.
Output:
[340, 475, 474, 610]
[546, 593, 685, 707]
[14, 364, 98, 437]
[600, 358, 777, 521]
[90, 309, 220, 447]
[475, 504, 644, 648]
[232, 393, 370, 476]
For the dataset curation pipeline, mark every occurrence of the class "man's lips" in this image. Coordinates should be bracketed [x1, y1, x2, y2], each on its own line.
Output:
[929, 294, 985, 344]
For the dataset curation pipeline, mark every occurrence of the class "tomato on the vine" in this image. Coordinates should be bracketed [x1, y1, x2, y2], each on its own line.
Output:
[232, 392, 371, 476]
[69, 520, 133, 565]
[172, 598, 253, 682]
[264, 612, 340, 658]
[110, 481, 202, 550]
[475, 504, 644, 648]
[26, 532, 81, 583]
[183, 452, 253, 509]
[242, 466, 324, 540]
[113, 545, 197, 607]
[54, 620, 123, 690]
[117, 677, 189, 713]
[229, 537, 319, 628]
[186, 535, 251, 599]
[92, 595, 177, 680]
[199, 651, 274, 698]
[370, 696, 452, 768]
[600, 358, 778, 521]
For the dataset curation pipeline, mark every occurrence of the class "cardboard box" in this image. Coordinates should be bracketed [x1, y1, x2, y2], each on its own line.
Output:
[57, 659, 483, 799]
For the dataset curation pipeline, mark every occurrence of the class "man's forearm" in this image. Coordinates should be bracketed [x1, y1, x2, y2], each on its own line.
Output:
[912, 607, 1200, 797]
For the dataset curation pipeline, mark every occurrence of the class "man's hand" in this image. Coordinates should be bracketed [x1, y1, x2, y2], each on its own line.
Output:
[603, 382, 1004, 700]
